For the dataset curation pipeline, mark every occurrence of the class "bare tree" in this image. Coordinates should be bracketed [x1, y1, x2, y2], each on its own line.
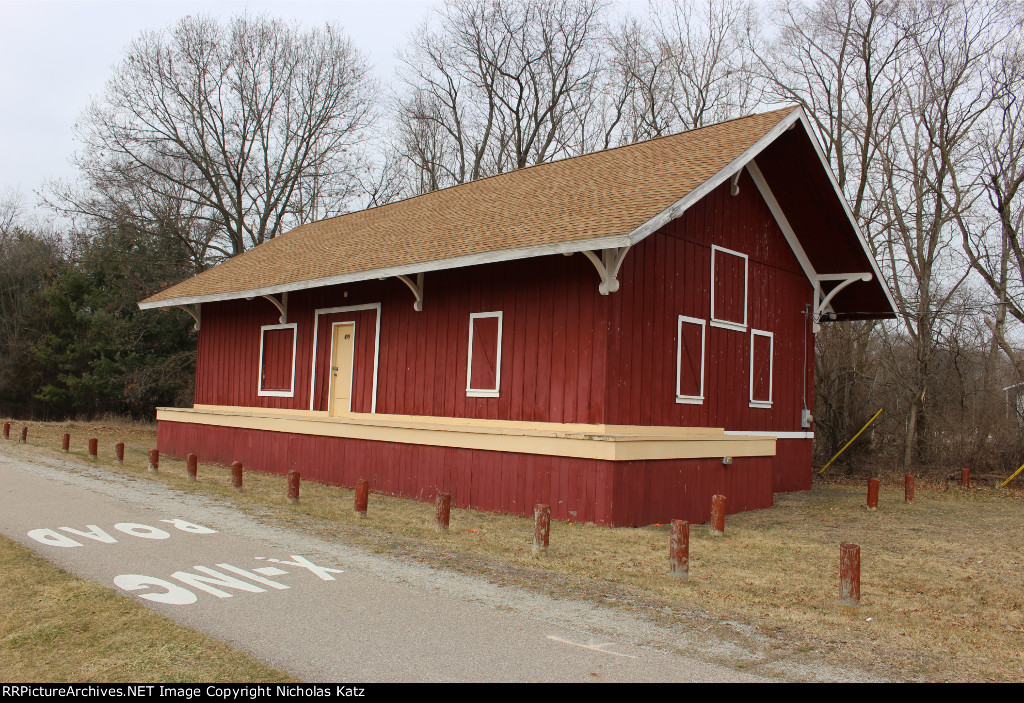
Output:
[871, 0, 1008, 468]
[393, 0, 607, 192]
[52, 14, 375, 261]
[953, 22, 1024, 379]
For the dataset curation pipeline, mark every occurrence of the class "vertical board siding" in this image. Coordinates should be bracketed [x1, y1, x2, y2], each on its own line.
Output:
[187, 170, 818, 512]
[605, 172, 815, 442]
[159, 421, 774, 526]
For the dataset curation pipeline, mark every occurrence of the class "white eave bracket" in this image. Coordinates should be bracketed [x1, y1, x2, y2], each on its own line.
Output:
[176, 304, 201, 331]
[261, 292, 289, 324]
[582, 247, 631, 295]
[813, 273, 872, 333]
[396, 273, 424, 311]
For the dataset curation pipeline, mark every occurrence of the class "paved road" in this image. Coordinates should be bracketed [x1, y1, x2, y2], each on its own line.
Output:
[0, 442, 772, 683]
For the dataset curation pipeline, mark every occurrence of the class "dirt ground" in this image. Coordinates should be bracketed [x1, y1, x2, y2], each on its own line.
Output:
[5, 417, 1024, 682]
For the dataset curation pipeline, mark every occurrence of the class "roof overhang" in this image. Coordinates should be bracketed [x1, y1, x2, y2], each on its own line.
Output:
[140, 106, 896, 322]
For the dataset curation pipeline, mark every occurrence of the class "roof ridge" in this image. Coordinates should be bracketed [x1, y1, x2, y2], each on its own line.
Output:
[286, 105, 800, 233]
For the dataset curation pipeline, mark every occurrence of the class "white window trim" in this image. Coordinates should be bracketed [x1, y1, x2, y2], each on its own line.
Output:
[675, 315, 705, 404]
[467, 311, 503, 398]
[710, 244, 748, 331]
[749, 328, 774, 408]
[309, 303, 382, 413]
[257, 323, 298, 397]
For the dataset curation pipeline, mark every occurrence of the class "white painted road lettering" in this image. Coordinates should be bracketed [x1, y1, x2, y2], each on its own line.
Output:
[113, 574, 199, 605]
[27, 518, 217, 548]
[114, 556, 342, 605]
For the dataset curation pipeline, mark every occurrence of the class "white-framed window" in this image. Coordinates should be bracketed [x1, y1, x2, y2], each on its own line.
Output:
[466, 311, 503, 397]
[749, 329, 774, 408]
[710, 245, 748, 331]
[676, 315, 705, 404]
[258, 323, 298, 397]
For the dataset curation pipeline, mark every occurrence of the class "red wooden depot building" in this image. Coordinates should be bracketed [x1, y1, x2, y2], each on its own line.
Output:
[140, 107, 895, 526]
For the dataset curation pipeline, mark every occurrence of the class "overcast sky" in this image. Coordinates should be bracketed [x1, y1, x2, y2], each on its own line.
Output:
[0, 0, 445, 211]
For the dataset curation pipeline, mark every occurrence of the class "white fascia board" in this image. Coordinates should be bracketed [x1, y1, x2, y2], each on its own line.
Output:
[792, 111, 899, 315]
[138, 232, 634, 310]
[621, 108, 805, 247]
[140, 109, 809, 313]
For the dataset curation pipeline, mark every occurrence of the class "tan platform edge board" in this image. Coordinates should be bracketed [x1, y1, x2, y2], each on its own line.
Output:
[158, 406, 776, 462]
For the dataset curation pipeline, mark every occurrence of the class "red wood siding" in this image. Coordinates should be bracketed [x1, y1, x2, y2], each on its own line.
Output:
[260, 327, 294, 391]
[159, 421, 774, 526]
[605, 171, 815, 434]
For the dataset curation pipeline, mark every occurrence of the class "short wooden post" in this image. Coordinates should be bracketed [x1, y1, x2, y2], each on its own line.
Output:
[961, 467, 970, 489]
[147, 448, 159, 473]
[354, 479, 369, 516]
[435, 492, 451, 531]
[20, 426, 27, 443]
[186, 453, 198, 481]
[904, 474, 915, 503]
[231, 461, 243, 490]
[114, 442, 125, 465]
[61, 433, 70, 452]
[287, 470, 300, 504]
[840, 542, 861, 607]
[709, 494, 726, 536]
[533, 504, 551, 556]
[670, 519, 689, 580]
[2, 422, 9, 439]
[866, 478, 879, 510]
[88, 437, 98, 460]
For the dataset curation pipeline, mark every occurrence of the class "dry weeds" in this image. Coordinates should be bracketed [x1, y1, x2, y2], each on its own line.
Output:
[6, 417, 1024, 682]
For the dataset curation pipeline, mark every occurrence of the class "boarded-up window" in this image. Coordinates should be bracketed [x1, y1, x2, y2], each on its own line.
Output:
[467, 312, 502, 397]
[711, 245, 748, 330]
[259, 324, 297, 396]
[676, 316, 705, 404]
[749, 329, 773, 408]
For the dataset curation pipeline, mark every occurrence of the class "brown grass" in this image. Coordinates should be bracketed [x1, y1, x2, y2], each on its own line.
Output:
[0, 533, 297, 683]
[5, 417, 1024, 682]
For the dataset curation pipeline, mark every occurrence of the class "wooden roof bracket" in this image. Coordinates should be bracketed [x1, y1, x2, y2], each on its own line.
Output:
[730, 170, 742, 196]
[396, 273, 424, 311]
[175, 304, 201, 331]
[813, 273, 872, 333]
[261, 292, 288, 323]
[582, 247, 631, 295]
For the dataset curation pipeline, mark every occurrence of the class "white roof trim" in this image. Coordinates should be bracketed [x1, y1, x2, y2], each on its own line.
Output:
[791, 111, 899, 314]
[142, 107, 892, 314]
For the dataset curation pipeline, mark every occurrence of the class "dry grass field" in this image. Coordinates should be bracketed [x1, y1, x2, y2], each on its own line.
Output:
[0, 533, 297, 682]
[4, 417, 1024, 682]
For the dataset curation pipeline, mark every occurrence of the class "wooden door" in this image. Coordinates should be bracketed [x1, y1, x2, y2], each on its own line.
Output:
[329, 323, 355, 416]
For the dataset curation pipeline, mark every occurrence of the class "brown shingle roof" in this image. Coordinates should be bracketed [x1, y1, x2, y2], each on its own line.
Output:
[141, 108, 799, 307]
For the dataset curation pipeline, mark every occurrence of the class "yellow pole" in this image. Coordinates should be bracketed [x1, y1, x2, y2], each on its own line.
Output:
[1000, 461, 1024, 488]
[818, 408, 884, 475]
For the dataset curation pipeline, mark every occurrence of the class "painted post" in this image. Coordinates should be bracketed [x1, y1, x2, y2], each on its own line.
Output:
[354, 479, 369, 516]
[88, 438, 98, 460]
[961, 467, 970, 489]
[114, 442, 124, 465]
[20, 426, 27, 443]
[709, 494, 726, 536]
[186, 453, 198, 482]
[904, 474, 915, 503]
[231, 461, 243, 490]
[2, 422, 9, 439]
[287, 470, 300, 505]
[840, 543, 861, 607]
[148, 448, 159, 473]
[61, 433, 70, 452]
[670, 519, 689, 580]
[533, 504, 551, 556]
[435, 492, 451, 531]
[866, 478, 879, 510]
